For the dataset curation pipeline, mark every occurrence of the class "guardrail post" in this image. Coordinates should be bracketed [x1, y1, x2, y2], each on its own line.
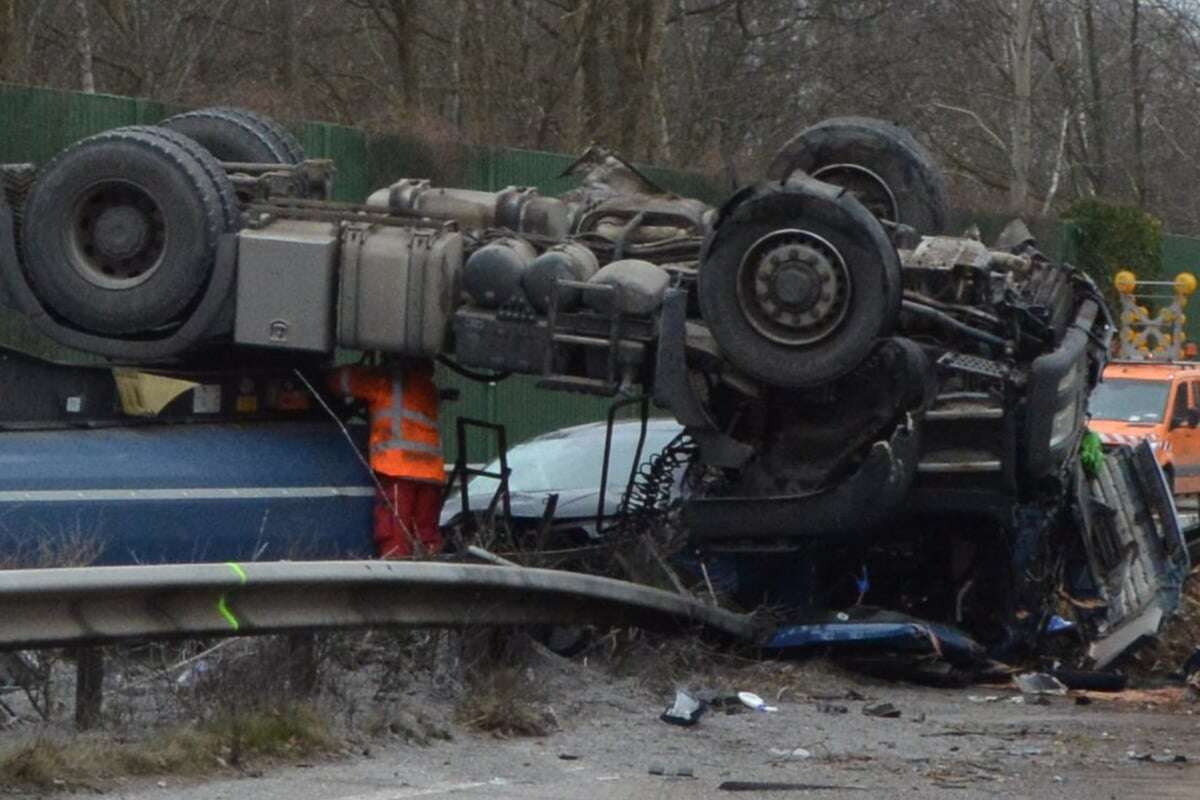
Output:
[287, 633, 318, 696]
[74, 647, 103, 730]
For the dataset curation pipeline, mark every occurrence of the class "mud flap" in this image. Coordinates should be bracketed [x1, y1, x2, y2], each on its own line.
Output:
[1077, 442, 1190, 668]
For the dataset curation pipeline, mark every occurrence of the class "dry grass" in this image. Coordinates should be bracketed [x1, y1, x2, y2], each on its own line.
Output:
[1128, 567, 1200, 679]
[363, 707, 453, 746]
[594, 627, 860, 703]
[0, 527, 103, 570]
[0, 704, 337, 791]
[455, 667, 557, 738]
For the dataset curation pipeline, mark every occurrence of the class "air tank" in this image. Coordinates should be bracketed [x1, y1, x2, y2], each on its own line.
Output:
[462, 238, 537, 308]
[522, 242, 600, 313]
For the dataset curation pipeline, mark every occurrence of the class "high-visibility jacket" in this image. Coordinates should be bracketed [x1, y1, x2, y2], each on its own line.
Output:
[328, 362, 444, 484]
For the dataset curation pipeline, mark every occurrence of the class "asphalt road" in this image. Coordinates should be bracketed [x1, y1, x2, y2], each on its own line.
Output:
[92, 668, 1200, 800]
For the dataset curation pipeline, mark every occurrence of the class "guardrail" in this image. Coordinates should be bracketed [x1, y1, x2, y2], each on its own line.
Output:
[0, 560, 756, 649]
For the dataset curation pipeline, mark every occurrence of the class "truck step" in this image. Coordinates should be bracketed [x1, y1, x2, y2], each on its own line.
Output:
[918, 449, 1003, 473]
[925, 407, 1003, 421]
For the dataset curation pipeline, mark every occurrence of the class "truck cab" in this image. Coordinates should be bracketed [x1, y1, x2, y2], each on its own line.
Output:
[1090, 361, 1200, 493]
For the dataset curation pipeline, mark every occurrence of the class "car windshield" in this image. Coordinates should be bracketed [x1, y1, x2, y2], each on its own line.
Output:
[469, 424, 681, 495]
[1089, 379, 1171, 423]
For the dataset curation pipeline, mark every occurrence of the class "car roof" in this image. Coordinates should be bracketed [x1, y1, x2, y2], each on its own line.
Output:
[520, 417, 683, 443]
[1103, 362, 1200, 382]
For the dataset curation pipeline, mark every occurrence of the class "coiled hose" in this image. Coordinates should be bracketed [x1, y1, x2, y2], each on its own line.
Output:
[610, 430, 698, 538]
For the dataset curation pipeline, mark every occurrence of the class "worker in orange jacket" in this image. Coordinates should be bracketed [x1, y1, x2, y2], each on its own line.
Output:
[328, 360, 445, 558]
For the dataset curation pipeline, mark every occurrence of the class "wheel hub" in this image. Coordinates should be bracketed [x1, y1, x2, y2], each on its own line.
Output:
[770, 262, 822, 310]
[93, 205, 150, 261]
[69, 181, 166, 289]
[738, 231, 851, 346]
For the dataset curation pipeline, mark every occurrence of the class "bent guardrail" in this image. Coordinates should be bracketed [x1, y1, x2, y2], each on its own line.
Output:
[0, 560, 755, 649]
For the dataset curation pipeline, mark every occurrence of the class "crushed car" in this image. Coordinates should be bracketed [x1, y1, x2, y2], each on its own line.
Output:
[0, 110, 1187, 669]
[439, 417, 684, 546]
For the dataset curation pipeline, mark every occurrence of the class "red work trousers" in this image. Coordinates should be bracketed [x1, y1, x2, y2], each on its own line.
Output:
[374, 474, 444, 558]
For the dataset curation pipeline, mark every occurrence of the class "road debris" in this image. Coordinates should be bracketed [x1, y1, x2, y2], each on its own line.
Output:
[738, 692, 778, 713]
[1045, 667, 1127, 692]
[768, 747, 813, 762]
[660, 689, 705, 727]
[1127, 751, 1189, 764]
[1183, 647, 1200, 691]
[648, 765, 695, 777]
[862, 702, 901, 719]
[703, 694, 747, 714]
[1014, 672, 1068, 696]
[718, 781, 869, 792]
[814, 702, 847, 715]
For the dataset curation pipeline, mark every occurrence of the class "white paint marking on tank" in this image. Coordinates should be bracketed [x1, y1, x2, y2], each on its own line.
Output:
[0, 486, 376, 503]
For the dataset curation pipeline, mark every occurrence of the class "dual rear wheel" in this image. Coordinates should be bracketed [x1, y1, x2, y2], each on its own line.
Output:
[19, 107, 302, 336]
[699, 117, 948, 388]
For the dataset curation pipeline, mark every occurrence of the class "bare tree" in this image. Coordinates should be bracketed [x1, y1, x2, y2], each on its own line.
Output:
[8, 0, 1200, 230]
[1010, 0, 1036, 213]
[75, 0, 96, 93]
[1082, 0, 1108, 194]
[1130, 0, 1147, 206]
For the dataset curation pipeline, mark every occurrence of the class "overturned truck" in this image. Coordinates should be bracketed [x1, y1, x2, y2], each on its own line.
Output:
[0, 110, 1187, 667]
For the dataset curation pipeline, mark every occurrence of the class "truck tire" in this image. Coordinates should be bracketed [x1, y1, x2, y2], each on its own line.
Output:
[22, 127, 229, 335]
[1, 163, 36, 261]
[122, 125, 241, 232]
[698, 178, 900, 388]
[218, 107, 306, 164]
[767, 116, 948, 235]
[161, 107, 304, 164]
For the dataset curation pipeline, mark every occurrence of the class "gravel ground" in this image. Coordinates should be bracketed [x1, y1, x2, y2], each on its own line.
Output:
[6, 637, 1196, 800]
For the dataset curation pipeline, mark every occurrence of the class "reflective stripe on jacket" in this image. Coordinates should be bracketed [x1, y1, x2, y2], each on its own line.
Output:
[328, 362, 444, 483]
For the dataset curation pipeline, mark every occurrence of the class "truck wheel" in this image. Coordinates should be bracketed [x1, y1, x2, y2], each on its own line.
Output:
[767, 116, 948, 235]
[123, 125, 241, 232]
[22, 127, 230, 335]
[698, 178, 900, 389]
[161, 107, 304, 164]
[1, 164, 36, 261]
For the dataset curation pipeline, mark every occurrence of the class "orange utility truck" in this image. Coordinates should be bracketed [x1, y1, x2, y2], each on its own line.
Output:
[1090, 270, 1200, 492]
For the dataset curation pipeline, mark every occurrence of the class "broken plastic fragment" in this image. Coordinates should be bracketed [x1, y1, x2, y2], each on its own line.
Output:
[737, 691, 778, 713]
[768, 747, 812, 761]
[1013, 672, 1068, 696]
[863, 701, 901, 718]
[1128, 751, 1189, 764]
[661, 689, 706, 726]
